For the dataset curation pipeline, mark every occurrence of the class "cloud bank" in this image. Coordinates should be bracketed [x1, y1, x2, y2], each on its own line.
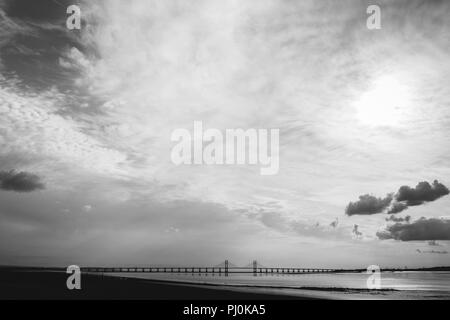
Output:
[377, 218, 450, 241]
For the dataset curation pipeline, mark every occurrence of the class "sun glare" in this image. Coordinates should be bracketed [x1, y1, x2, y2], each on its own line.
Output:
[355, 76, 410, 127]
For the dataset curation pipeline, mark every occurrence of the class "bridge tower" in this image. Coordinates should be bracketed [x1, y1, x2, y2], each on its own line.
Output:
[253, 260, 257, 276]
[225, 259, 229, 277]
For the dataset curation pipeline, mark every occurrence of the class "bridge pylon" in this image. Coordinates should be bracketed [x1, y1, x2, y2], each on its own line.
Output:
[225, 259, 229, 277]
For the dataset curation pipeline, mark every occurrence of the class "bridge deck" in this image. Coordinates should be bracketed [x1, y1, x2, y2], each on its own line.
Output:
[80, 267, 339, 274]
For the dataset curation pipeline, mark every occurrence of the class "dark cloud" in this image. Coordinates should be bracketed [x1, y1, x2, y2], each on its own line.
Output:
[346, 180, 449, 216]
[345, 194, 392, 216]
[0, 170, 45, 192]
[385, 215, 411, 223]
[396, 180, 449, 206]
[377, 218, 450, 241]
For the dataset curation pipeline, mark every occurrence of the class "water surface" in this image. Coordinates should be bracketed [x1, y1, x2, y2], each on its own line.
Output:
[107, 271, 450, 299]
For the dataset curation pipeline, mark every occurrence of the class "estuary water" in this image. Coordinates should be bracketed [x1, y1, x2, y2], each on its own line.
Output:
[107, 271, 450, 299]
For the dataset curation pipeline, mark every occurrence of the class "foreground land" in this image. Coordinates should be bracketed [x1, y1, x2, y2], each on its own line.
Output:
[0, 269, 310, 300]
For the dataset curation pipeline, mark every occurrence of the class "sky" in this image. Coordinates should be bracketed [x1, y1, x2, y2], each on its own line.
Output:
[0, 0, 449, 268]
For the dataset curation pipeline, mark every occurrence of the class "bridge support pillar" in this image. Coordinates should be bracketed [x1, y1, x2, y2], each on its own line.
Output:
[225, 260, 229, 277]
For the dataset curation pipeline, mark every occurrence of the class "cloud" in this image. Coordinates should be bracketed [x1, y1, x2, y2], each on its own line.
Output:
[345, 194, 392, 216]
[0, 6, 34, 66]
[377, 218, 450, 241]
[396, 180, 449, 206]
[346, 180, 449, 216]
[0, 85, 127, 175]
[254, 211, 352, 241]
[82, 205, 92, 212]
[385, 215, 411, 223]
[59, 47, 91, 70]
[387, 202, 408, 214]
[0, 170, 44, 192]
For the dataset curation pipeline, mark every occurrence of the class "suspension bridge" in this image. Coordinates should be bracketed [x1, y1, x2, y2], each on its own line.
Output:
[80, 260, 340, 276]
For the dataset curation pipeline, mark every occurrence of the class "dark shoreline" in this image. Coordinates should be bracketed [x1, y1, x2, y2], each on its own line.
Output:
[0, 269, 314, 300]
